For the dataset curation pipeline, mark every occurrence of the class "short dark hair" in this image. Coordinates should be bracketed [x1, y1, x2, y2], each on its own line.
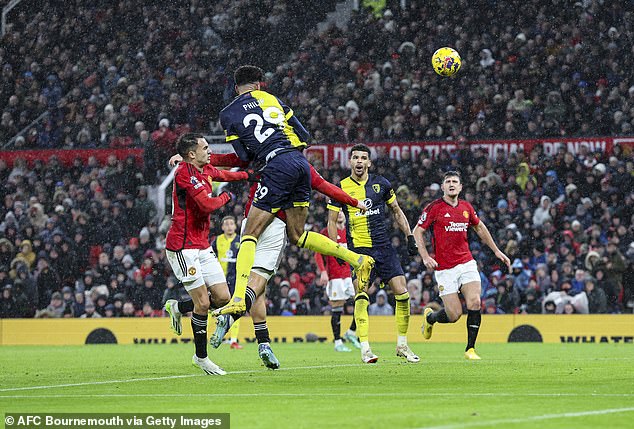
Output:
[350, 144, 371, 158]
[442, 170, 462, 183]
[221, 215, 236, 224]
[234, 65, 264, 86]
[176, 133, 204, 158]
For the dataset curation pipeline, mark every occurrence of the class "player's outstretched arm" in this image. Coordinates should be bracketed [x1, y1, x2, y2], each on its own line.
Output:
[309, 165, 363, 209]
[209, 153, 250, 168]
[412, 225, 438, 270]
[168, 153, 249, 169]
[388, 199, 417, 256]
[473, 221, 511, 271]
[205, 164, 259, 182]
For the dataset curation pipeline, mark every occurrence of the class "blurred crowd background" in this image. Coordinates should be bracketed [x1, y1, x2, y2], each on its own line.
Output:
[0, 0, 633, 318]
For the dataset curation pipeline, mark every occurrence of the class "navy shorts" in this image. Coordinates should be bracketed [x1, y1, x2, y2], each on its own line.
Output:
[252, 150, 311, 213]
[352, 245, 405, 284]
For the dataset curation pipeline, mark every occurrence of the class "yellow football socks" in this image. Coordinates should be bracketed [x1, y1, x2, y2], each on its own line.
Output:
[232, 235, 258, 301]
[297, 231, 362, 268]
[354, 292, 370, 342]
[229, 318, 240, 341]
[395, 292, 410, 338]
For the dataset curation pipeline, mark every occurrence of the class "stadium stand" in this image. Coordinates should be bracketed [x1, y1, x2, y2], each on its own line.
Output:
[0, 0, 633, 319]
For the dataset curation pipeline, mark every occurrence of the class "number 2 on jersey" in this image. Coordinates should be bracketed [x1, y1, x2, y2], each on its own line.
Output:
[242, 106, 285, 143]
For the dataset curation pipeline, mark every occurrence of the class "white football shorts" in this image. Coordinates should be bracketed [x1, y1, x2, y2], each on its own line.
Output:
[241, 216, 287, 281]
[433, 259, 480, 297]
[166, 247, 226, 291]
[326, 277, 355, 301]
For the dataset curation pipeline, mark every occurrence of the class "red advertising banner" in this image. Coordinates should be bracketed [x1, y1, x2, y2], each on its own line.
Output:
[0, 136, 633, 169]
[0, 148, 144, 168]
[305, 136, 634, 168]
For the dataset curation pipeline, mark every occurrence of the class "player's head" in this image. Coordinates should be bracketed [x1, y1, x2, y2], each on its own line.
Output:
[177, 132, 209, 167]
[336, 210, 346, 226]
[349, 144, 371, 178]
[234, 65, 263, 93]
[441, 170, 463, 198]
[221, 215, 237, 235]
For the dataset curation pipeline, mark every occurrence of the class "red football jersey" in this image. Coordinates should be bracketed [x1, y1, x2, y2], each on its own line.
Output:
[166, 163, 231, 251]
[417, 198, 480, 270]
[314, 227, 351, 279]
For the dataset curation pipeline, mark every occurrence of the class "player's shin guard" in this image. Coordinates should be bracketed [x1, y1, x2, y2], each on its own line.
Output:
[466, 309, 481, 351]
[349, 317, 357, 332]
[253, 321, 271, 344]
[297, 231, 363, 269]
[428, 308, 450, 324]
[178, 300, 194, 314]
[331, 307, 343, 340]
[395, 292, 410, 346]
[232, 235, 258, 302]
[354, 292, 370, 342]
[191, 312, 208, 359]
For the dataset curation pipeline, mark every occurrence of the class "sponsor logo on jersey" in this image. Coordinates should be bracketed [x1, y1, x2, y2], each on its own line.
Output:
[362, 198, 373, 209]
[444, 213, 451, 218]
[444, 221, 469, 232]
[355, 208, 381, 217]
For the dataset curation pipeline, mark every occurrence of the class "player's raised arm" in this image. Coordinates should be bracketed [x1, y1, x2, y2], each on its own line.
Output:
[209, 153, 250, 168]
[170, 152, 250, 169]
[309, 164, 365, 211]
[204, 164, 259, 183]
[472, 220, 511, 271]
[279, 98, 311, 143]
[219, 109, 251, 162]
[287, 114, 311, 142]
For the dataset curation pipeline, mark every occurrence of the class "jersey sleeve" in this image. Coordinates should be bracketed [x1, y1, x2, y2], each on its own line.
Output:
[417, 203, 435, 229]
[278, 96, 311, 142]
[311, 165, 358, 208]
[383, 178, 397, 205]
[209, 153, 249, 168]
[203, 164, 247, 182]
[174, 165, 206, 198]
[326, 182, 343, 212]
[220, 109, 251, 162]
[467, 202, 480, 227]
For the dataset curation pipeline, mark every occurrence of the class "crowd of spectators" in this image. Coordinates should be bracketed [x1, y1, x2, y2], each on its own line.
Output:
[0, 0, 334, 159]
[2, 0, 634, 153]
[268, 0, 634, 143]
[0, 0, 633, 319]
[0, 140, 632, 319]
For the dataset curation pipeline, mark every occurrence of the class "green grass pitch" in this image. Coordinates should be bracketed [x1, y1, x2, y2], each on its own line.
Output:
[1, 342, 633, 428]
